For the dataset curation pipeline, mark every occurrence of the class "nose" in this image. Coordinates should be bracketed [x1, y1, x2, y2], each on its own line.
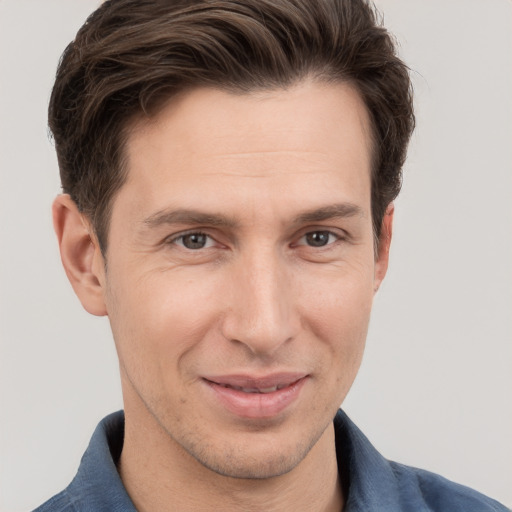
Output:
[220, 247, 299, 357]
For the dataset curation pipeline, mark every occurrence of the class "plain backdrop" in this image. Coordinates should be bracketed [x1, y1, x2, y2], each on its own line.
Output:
[1, 1, 511, 510]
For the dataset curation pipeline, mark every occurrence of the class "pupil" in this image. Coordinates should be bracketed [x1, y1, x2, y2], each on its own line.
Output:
[306, 231, 329, 247]
[183, 233, 206, 249]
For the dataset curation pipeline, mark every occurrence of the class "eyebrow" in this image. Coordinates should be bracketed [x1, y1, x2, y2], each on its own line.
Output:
[143, 209, 239, 229]
[292, 203, 364, 226]
[142, 202, 364, 230]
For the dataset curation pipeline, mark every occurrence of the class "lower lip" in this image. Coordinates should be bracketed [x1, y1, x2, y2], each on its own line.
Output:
[204, 377, 307, 419]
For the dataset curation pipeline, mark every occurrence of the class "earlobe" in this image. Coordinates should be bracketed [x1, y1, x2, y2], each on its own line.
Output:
[52, 194, 108, 316]
[373, 203, 394, 293]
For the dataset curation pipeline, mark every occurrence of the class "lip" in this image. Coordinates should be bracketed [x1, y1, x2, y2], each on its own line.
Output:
[202, 372, 308, 419]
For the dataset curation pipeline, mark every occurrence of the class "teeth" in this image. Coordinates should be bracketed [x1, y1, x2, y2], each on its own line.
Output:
[219, 383, 280, 393]
[240, 387, 259, 393]
[258, 386, 278, 393]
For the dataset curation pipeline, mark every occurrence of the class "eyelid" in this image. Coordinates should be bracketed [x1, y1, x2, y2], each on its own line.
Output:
[163, 226, 349, 249]
[292, 228, 348, 247]
[165, 229, 216, 248]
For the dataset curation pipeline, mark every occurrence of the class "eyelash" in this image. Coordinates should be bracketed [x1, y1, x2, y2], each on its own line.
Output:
[294, 230, 343, 248]
[166, 229, 345, 251]
[167, 231, 216, 250]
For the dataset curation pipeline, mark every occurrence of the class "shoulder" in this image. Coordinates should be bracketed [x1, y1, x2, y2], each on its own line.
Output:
[31, 411, 136, 512]
[32, 490, 75, 512]
[333, 410, 510, 512]
[389, 461, 510, 512]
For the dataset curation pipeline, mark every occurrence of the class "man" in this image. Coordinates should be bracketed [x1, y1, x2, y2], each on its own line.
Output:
[32, 0, 509, 511]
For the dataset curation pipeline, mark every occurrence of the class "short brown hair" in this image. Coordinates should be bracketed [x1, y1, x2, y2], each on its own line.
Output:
[49, 0, 414, 252]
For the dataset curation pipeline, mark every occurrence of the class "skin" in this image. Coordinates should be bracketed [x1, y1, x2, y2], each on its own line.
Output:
[54, 80, 393, 512]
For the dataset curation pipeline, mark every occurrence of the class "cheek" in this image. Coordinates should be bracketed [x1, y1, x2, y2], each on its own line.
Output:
[105, 268, 223, 380]
[299, 262, 375, 361]
[302, 256, 375, 315]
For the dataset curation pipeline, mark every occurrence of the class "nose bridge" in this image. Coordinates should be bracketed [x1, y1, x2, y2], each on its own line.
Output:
[222, 243, 297, 356]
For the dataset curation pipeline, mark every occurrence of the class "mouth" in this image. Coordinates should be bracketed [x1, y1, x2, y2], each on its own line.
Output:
[212, 382, 292, 394]
[202, 373, 308, 419]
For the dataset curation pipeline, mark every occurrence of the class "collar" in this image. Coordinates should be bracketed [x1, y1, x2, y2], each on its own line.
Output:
[62, 410, 433, 512]
[64, 411, 136, 511]
[333, 409, 430, 512]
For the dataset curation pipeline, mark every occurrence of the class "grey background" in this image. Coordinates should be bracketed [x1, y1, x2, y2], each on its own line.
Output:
[1, 0, 511, 510]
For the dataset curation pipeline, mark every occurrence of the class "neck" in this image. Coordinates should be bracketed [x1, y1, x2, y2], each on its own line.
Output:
[118, 395, 343, 512]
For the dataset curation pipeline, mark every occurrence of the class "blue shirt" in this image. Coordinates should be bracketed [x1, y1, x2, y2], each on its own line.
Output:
[33, 410, 509, 511]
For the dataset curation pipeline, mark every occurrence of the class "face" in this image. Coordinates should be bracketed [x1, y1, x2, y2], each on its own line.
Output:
[97, 81, 390, 478]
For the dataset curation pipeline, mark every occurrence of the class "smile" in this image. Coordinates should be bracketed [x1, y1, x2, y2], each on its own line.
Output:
[202, 373, 308, 419]
[215, 383, 290, 393]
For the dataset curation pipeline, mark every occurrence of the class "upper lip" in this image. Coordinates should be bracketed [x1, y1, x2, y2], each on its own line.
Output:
[203, 372, 307, 391]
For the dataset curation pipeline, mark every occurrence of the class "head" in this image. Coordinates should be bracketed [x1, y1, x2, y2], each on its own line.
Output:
[49, 0, 414, 254]
[50, 0, 414, 486]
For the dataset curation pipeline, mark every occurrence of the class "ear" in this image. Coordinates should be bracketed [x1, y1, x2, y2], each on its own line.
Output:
[52, 194, 107, 316]
[373, 203, 394, 294]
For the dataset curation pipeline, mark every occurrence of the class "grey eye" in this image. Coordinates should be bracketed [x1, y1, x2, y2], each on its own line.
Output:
[179, 233, 209, 249]
[304, 231, 333, 247]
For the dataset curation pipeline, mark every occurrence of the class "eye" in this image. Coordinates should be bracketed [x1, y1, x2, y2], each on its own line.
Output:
[172, 232, 215, 250]
[297, 230, 340, 247]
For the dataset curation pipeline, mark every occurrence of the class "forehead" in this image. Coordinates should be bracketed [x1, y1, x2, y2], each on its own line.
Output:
[118, 80, 373, 222]
[129, 80, 372, 161]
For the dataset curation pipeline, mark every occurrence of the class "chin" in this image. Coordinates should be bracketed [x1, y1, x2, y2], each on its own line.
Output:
[175, 421, 328, 480]
[190, 442, 306, 480]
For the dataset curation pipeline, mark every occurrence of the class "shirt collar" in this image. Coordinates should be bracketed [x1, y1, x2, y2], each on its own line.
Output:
[67, 409, 420, 512]
[65, 411, 137, 511]
[333, 409, 431, 512]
